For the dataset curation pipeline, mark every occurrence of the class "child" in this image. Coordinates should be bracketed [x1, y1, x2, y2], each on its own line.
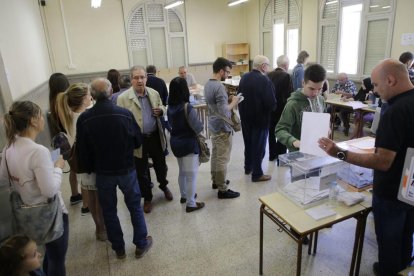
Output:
[0, 235, 44, 276]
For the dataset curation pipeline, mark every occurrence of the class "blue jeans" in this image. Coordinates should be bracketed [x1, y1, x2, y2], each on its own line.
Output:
[43, 213, 68, 276]
[372, 194, 414, 276]
[96, 170, 148, 251]
[241, 122, 268, 180]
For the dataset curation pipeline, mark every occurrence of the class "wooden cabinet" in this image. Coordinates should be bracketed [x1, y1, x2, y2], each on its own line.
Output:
[222, 43, 250, 76]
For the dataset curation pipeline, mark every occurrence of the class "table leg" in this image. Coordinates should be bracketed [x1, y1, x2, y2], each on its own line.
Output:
[260, 205, 264, 275]
[297, 239, 303, 276]
[329, 105, 337, 140]
[314, 231, 318, 254]
[356, 110, 364, 138]
[349, 210, 370, 276]
[308, 233, 313, 255]
[355, 211, 369, 276]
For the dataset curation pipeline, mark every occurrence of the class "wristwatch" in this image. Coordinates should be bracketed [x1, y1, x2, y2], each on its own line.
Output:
[337, 150, 348, 161]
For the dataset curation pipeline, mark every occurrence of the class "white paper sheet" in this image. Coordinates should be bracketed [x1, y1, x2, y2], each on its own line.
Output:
[300, 112, 331, 156]
[305, 204, 336, 220]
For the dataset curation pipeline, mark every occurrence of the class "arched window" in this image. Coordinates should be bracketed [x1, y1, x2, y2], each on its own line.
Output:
[318, 0, 395, 77]
[127, 1, 187, 68]
[261, 0, 301, 69]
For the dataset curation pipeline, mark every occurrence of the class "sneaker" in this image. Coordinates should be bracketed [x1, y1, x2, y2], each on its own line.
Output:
[180, 193, 197, 204]
[115, 249, 126, 259]
[81, 207, 90, 216]
[70, 194, 82, 205]
[135, 236, 153, 258]
[186, 202, 205, 213]
[218, 189, 240, 199]
[212, 180, 230, 189]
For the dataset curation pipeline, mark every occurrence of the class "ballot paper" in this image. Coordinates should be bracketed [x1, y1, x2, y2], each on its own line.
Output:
[51, 148, 60, 162]
[305, 204, 337, 220]
[300, 112, 331, 157]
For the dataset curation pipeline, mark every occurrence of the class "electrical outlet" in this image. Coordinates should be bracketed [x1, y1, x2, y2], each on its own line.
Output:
[67, 63, 76, 70]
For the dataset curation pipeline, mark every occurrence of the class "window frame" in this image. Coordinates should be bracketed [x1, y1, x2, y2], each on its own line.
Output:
[317, 0, 395, 80]
[126, 0, 188, 68]
[260, 0, 302, 69]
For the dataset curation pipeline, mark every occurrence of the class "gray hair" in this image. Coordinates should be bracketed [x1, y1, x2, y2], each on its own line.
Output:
[253, 55, 269, 69]
[297, 50, 309, 64]
[276, 55, 289, 67]
[130, 65, 146, 78]
[90, 78, 112, 100]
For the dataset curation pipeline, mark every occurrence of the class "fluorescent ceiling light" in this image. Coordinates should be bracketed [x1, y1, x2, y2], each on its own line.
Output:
[325, 0, 338, 5]
[91, 0, 101, 8]
[228, 0, 248, 7]
[165, 1, 184, 9]
[369, 5, 379, 8]
[382, 5, 391, 9]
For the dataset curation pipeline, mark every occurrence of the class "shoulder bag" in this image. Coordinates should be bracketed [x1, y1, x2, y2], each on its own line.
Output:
[184, 103, 210, 163]
[5, 150, 64, 245]
[211, 109, 241, 132]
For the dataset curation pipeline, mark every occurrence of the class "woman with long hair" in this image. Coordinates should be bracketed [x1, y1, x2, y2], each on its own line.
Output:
[55, 83, 106, 240]
[0, 235, 44, 276]
[48, 73, 70, 137]
[47, 73, 84, 207]
[167, 77, 205, 213]
[107, 69, 121, 93]
[0, 101, 68, 275]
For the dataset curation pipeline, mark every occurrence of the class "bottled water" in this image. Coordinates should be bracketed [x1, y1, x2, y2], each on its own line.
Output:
[329, 181, 339, 207]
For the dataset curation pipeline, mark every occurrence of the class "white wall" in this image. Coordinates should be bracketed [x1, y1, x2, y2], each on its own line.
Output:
[390, 0, 414, 59]
[185, 0, 246, 63]
[0, 0, 51, 100]
[43, 0, 130, 74]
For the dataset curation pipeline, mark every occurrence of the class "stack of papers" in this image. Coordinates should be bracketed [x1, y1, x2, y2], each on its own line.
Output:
[338, 192, 365, 206]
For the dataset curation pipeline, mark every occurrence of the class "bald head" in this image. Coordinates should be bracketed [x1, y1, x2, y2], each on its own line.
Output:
[90, 78, 112, 100]
[371, 59, 414, 101]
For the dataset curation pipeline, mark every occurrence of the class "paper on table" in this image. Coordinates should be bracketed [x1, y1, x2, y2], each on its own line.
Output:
[305, 204, 337, 220]
[348, 138, 375, 150]
[300, 112, 331, 156]
[346, 101, 368, 110]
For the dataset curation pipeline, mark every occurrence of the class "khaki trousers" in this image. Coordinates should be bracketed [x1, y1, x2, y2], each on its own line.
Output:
[210, 131, 232, 191]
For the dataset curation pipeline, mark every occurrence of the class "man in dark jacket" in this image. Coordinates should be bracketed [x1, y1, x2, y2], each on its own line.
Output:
[238, 55, 276, 182]
[146, 65, 168, 106]
[77, 78, 152, 260]
[267, 55, 293, 163]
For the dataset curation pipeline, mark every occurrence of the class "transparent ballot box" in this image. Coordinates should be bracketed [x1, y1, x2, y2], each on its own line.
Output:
[278, 152, 347, 208]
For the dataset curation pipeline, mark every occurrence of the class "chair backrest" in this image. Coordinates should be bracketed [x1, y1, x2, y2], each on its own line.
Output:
[370, 107, 381, 134]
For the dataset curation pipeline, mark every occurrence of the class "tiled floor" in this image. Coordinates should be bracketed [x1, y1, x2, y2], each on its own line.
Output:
[63, 125, 378, 276]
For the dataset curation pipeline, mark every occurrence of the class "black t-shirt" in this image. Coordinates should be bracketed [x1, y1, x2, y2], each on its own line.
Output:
[374, 89, 414, 201]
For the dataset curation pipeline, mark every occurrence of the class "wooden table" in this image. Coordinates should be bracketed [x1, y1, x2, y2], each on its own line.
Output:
[325, 99, 375, 140]
[259, 192, 372, 276]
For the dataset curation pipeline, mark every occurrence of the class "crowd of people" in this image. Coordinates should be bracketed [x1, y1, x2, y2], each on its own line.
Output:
[1, 50, 414, 276]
